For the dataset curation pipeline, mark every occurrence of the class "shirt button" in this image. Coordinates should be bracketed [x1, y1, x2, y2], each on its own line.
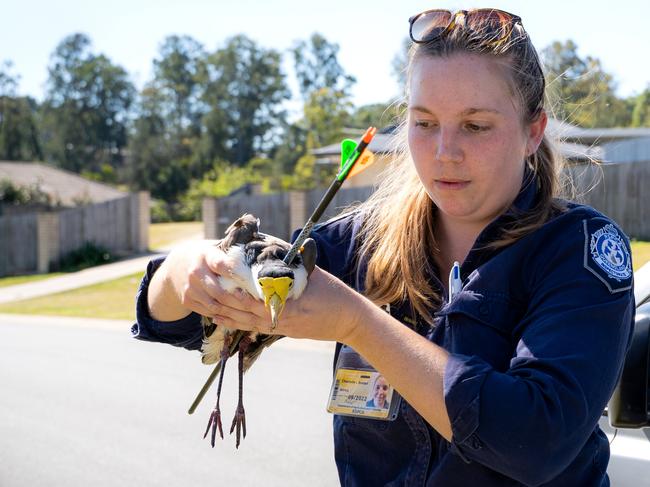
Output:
[469, 434, 483, 450]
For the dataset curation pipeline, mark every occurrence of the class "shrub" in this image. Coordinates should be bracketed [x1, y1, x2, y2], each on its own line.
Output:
[57, 242, 113, 272]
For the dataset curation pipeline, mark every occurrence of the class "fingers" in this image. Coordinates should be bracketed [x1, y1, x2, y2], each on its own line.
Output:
[211, 306, 276, 335]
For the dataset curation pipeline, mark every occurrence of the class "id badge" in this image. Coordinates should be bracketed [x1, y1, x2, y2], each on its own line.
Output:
[326, 344, 401, 421]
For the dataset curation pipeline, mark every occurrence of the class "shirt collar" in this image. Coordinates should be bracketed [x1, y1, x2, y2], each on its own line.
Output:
[462, 167, 539, 274]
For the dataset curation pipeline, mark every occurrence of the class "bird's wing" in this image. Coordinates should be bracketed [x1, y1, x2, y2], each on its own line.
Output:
[242, 334, 284, 373]
[218, 214, 261, 251]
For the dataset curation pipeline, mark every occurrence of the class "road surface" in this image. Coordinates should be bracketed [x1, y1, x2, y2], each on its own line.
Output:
[1, 315, 648, 486]
[0, 315, 339, 487]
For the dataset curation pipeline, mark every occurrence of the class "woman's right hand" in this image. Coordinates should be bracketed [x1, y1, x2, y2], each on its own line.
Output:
[147, 240, 234, 322]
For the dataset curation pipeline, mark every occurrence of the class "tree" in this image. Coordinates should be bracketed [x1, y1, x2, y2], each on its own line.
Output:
[152, 35, 205, 140]
[391, 37, 412, 93]
[199, 34, 290, 166]
[303, 87, 353, 147]
[541, 40, 631, 128]
[291, 33, 356, 100]
[348, 102, 401, 130]
[630, 87, 650, 127]
[40, 34, 135, 175]
[275, 32, 357, 178]
[127, 84, 182, 200]
[0, 61, 42, 160]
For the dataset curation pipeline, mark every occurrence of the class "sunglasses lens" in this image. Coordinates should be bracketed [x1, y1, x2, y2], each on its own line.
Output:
[410, 10, 452, 42]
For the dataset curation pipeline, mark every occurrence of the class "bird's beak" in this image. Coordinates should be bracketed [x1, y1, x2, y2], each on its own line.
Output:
[258, 276, 293, 328]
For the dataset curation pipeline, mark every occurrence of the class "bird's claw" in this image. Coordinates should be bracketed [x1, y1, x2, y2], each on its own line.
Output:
[203, 406, 224, 447]
[229, 404, 247, 448]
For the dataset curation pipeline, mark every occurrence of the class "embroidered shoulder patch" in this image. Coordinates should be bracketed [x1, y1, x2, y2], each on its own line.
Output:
[583, 219, 632, 293]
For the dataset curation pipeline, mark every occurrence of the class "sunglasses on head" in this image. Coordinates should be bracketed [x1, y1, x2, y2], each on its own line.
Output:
[408, 8, 525, 45]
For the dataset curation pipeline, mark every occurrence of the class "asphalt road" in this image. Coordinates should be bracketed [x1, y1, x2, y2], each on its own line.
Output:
[2, 315, 649, 486]
[0, 316, 339, 487]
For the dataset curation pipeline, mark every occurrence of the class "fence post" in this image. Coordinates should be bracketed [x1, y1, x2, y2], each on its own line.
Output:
[289, 191, 308, 234]
[202, 197, 218, 239]
[128, 191, 150, 253]
[137, 191, 150, 252]
[37, 212, 60, 273]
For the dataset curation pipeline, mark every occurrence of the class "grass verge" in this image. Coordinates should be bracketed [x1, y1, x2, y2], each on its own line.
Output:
[631, 240, 650, 272]
[149, 221, 202, 250]
[0, 273, 65, 288]
[0, 272, 142, 320]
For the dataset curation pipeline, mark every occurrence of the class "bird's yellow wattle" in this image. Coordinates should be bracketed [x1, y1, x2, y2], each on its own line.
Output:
[258, 276, 293, 328]
[258, 276, 293, 307]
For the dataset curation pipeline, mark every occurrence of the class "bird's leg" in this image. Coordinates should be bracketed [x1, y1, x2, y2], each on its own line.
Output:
[203, 335, 232, 447]
[230, 334, 251, 448]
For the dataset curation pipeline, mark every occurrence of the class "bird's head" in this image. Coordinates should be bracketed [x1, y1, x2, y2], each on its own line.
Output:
[249, 237, 317, 328]
[218, 214, 318, 329]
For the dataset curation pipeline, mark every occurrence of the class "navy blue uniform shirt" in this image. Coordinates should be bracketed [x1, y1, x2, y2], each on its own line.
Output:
[132, 177, 635, 486]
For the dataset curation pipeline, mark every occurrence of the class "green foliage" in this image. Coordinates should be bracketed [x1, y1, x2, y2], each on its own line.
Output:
[0, 61, 42, 160]
[153, 35, 205, 137]
[40, 33, 136, 173]
[304, 87, 352, 147]
[541, 40, 631, 128]
[391, 37, 412, 93]
[127, 83, 190, 201]
[0, 178, 56, 207]
[0, 95, 43, 161]
[150, 198, 175, 223]
[630, 87, 650, 127]
[290, 133, 336, 190]
[179, 163, 258, 220]
[57, 241, 113, 272]
[199, 35, 290, 166]
[348, 102, 402, 130]
[290, 33, 356, 153]
[291, 33, 356, 100]
[271, 120, 307, 174]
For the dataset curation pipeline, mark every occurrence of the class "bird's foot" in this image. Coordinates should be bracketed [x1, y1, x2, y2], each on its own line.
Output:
[203, 405, 224, 447]
[229, 404, 247, 448]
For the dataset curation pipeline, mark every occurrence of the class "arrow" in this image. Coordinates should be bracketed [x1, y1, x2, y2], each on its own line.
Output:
[284, 126, 377, 266]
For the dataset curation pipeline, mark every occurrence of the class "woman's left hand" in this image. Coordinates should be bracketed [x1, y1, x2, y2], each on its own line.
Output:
[208, 266, 364, 343]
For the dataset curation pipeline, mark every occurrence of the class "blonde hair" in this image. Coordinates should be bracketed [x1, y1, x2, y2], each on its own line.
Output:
[355, 14, 565, 324]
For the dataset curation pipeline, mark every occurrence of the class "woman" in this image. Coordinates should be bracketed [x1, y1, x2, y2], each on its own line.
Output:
[366, 375, 390, 410]
[134, 9, 635, 486]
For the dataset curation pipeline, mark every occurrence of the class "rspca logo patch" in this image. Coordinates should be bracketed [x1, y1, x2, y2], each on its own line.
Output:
[583, 220, 632, 293]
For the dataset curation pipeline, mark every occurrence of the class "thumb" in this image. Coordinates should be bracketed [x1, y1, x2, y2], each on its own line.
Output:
[205, 246, 235, 276]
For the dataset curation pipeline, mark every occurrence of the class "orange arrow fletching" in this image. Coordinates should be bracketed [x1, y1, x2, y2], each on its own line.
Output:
[348, 150, 375, 178]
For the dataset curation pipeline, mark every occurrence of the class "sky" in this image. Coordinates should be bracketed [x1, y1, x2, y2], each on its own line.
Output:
[2, 0, 649, 116]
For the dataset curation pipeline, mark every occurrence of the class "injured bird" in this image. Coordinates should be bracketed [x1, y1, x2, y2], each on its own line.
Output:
[192, 214, 317, 448]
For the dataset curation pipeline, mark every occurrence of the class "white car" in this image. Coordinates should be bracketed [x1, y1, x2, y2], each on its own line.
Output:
[605, 262, 650, 485]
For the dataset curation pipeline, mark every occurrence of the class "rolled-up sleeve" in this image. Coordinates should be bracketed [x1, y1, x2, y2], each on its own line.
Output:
[131, 256, 204, 350]
[442, 218, 635, 485]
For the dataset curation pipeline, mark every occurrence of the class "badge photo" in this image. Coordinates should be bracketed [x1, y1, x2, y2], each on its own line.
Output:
[327, 345, 400, 421]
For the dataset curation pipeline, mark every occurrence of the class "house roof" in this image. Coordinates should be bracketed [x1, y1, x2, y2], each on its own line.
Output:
[0, 161, 126, 206]
[545, 118, 650, 145]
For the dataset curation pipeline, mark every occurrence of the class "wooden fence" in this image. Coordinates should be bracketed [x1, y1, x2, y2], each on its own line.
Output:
[203, 186, 373, 241]
[0, 192, 149, 276]
[567, 160, 650, 239]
